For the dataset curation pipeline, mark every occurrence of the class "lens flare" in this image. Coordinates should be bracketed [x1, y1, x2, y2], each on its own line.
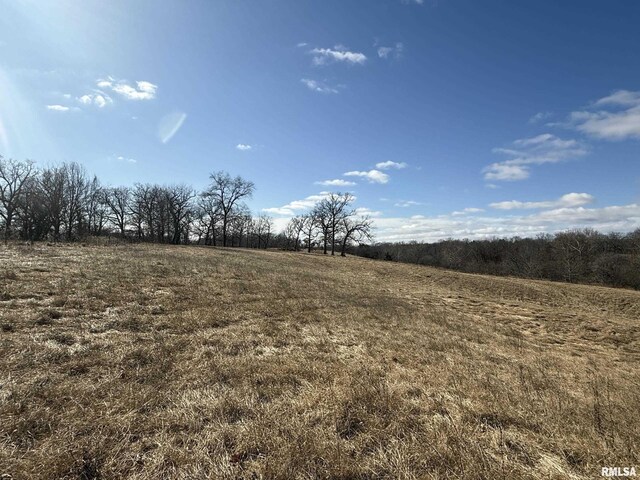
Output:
[158, 112, 187, 144]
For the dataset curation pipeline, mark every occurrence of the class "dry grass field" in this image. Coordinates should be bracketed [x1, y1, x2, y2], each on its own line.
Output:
[1, 243, 639, 479]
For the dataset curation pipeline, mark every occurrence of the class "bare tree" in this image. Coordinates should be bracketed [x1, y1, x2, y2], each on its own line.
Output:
[86, 176, 108, 236]
[203, 171, 255, 247]
[284, 216, 306, 251]
[254, 214, 273, 249]
[166, 185, 195, 244]
[194, 194, 221, 245]
[339, 215, 373, 256]
[312, 204, 331, 254]
[61, 162, 90, 240]
[302, 213, 318, 253]
[131, 184, 161, 241]
[104, 186, 131, 237]
[39, 166, 66, 241]
[315, 192, 354, 255]
[227, 205, 251, 247]
[15, 175, 48, 241]
[0, 157, 36, 242]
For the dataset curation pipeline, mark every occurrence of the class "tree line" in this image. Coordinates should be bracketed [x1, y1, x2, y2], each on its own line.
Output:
[355, 229, 640, 289]
[4, 155, 638, 289]
[0, 156, 372, 255]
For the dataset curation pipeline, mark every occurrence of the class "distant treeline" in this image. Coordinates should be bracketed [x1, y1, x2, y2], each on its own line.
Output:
[4, 156, 640, 289]
[355, 230, 640, 289]
[0, 157, 371, 254]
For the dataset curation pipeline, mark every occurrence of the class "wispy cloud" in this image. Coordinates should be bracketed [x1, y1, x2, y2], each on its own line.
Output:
[315, 179, 356, 186]
[46, 104, 70, 112]
[565, 90, 640, 140]
[301, 78, 339, 94]
[236, 144, 252, 151]
[373, 203, 640, 243]
[529, 111, 552, 124]
[483, 164, 530, 181]
[309, 46, 367, 66]
[263, 192, 334, 216]
[376, 161, 407, 170]
[355, 207, 383, 217]
[344, 169, 389, 184]
[595, 90, 640, 107]
[377, 42, 404, 60]
[116, 155, 137, 164]
[483, 133, 588, 181]
[490, 192, 595, 210]
[297, 42, 308, 48]
[451, 207, 485, 216]
[97, 77, 157, 101]
[394, 200, 423, 207]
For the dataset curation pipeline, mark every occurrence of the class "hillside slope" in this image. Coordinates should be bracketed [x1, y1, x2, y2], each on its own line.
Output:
[1, 244, 639, 479]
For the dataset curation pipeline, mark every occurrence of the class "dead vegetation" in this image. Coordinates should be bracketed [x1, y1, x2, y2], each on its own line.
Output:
[0, 243, 639, 479]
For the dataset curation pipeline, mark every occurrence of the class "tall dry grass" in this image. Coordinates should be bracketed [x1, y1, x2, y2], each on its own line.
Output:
[0, 243, 638, 479]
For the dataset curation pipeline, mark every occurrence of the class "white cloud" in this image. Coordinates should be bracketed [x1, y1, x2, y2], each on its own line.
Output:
[97, 77, 157, 101]
[78, 93, 112, 108]
[263, 192, 334, 216]
[96, 79, 112, 89]
[395, 200, 423, 207]
[377, 47, 393, 58]
[490, 192, 595, 210]
[484, 133, 588, 181]
[46, 104, 69, 112]
[377, 42, 404, 60]
[565, 90, 640, 140]
[315, 179, 356, 186]
[355, 207, 383, 217]
[309, 46, 367, 66]
[344, 169, 389, 184]
[236, 144, 252, 151]
[451, 207, 485, 216]
[372, 203, 640, 243]
[526, 204, 640, 227]
[594, 90, 640, 107]
[297, 42, 308, 48]
[483, 164, 530, 181]
[301, 79, 339, 94]
[529, 111, 552, 124]
[375, 160, 407, 170]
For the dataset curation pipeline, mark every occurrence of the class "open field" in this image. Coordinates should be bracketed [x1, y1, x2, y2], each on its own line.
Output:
[1, 243, 639, 479]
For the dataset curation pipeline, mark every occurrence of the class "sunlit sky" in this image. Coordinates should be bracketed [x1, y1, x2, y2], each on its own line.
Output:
[1, 0, 639, 241]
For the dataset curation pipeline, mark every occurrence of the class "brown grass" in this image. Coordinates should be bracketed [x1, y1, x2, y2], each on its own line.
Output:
[1, 243, 638, 479]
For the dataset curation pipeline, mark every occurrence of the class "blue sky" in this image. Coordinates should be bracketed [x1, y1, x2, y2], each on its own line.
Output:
[1, 0, 639, 241]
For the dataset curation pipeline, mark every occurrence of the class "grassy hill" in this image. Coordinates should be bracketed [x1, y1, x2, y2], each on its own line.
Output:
[1, 243, 639, 479]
